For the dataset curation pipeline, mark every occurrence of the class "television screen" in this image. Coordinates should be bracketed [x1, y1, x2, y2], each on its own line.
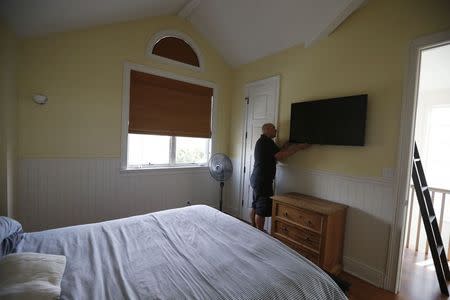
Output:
[289, 94, 367, 146]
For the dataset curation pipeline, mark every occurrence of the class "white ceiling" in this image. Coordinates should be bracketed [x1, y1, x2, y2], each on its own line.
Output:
[0, 0, 187, 37]
[419, 43, 450, 92]
[0, 0, 366, 67]
[187, 0, 364, 66]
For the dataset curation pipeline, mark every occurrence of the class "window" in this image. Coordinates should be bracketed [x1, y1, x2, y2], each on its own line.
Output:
[147, 31, 204, 71]
[152, 37, 200, 67]
[422, 105, 450, 189]
[122, 65, 214, 170]
[127, 134, 210, 168]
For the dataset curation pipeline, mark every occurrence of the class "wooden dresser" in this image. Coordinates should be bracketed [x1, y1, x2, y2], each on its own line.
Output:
[271, 193, 347, 274]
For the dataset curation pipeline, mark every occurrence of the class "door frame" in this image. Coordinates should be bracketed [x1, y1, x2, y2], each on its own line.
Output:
[384, 30, 450, 292]
[238, 75, 281, 220]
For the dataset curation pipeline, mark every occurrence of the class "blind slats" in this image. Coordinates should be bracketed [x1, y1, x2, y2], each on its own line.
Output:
[129, 70, 213, 138]
[152, 37, 200, 67]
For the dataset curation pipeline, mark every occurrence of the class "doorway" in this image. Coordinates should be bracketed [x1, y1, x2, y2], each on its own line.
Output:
[401, 41, 450, 298]
[239, 76, 280, 232]
[388, 30, 450, 294]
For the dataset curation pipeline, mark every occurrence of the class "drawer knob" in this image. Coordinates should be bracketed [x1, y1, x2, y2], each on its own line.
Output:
[282, 226, 288, 232]
[284, 212, 288, 217]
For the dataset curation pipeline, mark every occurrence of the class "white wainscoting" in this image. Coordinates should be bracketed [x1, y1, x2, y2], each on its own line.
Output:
[17, 158, 219, 232]
[227, 157, 243, 217]
[275, 164, 394, 287]
[17, 158, 394, 287]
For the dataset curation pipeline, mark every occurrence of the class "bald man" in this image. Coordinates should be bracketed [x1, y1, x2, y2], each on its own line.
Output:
[249, 123, 309, 230]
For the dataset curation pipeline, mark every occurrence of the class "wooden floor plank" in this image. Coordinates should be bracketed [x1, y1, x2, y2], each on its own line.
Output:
[340, 248, 450, 300]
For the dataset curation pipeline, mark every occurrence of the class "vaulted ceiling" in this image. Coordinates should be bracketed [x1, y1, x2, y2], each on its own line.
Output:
[0, 0, 366, 67]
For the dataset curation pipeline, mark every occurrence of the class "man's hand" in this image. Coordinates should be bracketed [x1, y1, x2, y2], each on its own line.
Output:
[275, 143, 311, 161]
[284, 142, 310, 151]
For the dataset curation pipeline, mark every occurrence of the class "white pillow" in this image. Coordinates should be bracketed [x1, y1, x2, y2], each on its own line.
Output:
[0, 252, 66, 300]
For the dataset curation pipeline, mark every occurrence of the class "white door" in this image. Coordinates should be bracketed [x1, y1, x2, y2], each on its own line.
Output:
[240, 76, 280, 231]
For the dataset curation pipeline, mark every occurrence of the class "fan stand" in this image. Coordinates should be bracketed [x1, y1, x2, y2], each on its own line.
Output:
[219, 181, 224, 211]
[208, 153, 232, 212]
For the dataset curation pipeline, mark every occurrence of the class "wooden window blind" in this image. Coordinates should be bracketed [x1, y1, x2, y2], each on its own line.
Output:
[152, 37, 200, 67]
[129, 70, 213, 138]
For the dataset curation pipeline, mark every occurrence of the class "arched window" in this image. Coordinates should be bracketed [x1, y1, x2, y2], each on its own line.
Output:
[147, 31, 203, 71]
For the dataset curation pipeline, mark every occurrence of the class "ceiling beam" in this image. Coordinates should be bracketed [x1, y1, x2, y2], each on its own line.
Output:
[178, 0, 201, 19]
[305, 0, 368, 47]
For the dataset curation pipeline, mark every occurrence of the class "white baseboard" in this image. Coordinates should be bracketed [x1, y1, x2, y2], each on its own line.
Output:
[343, 256, 385, 288]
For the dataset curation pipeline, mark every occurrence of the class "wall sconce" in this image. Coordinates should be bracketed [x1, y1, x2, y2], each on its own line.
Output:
[32, 94, 48, 105]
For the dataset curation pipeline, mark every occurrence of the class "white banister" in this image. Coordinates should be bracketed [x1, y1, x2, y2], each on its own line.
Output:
[406, 186, 415, 248]
[425, 191, 436, 255]
[406, 185, 450, 259]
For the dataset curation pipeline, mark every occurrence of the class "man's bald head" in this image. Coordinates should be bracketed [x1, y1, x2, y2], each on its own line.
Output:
[262, 123, 277, 138]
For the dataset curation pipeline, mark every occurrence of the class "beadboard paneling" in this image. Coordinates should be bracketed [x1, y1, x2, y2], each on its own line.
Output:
[275, 164, 394, 287]
[17, 159, 219, 231]
[226, 157, 243, 217]
[275, 165, 394, 222]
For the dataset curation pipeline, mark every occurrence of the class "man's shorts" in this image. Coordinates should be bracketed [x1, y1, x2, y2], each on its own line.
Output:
[252, 191, 273, 217]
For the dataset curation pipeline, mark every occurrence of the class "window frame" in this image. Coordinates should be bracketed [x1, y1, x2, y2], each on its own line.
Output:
[121, 62, 217, 172]
[147, 30, 205, 72]
[126, 135, 211, 169]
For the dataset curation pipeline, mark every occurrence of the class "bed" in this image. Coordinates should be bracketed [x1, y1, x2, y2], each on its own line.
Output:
[8, 205, 347, 299]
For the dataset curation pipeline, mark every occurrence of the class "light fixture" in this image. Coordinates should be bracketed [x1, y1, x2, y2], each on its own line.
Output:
[32, 94, 48, 105]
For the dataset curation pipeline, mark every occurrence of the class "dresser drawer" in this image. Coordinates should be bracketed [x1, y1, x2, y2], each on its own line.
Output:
[273, 220, 321, 251]
[278, 236, 319, 265]
[272, 193, 347, 275]
[275, 203, 323, 232]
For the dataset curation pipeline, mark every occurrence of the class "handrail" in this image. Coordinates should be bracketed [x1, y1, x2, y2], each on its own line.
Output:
[409, 184, 450, 194]
[406, 185, 450, 259]
[428, 187, 450, 194]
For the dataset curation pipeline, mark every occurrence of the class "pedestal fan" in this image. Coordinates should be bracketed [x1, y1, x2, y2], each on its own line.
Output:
[208, 153, 233, 211]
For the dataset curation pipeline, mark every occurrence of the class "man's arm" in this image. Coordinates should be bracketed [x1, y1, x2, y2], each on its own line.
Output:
[274, 143, 310, 161]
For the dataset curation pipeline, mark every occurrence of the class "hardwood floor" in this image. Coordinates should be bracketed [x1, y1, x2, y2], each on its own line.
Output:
[340, 248, 450, 300]
[340, 272, 396, 300]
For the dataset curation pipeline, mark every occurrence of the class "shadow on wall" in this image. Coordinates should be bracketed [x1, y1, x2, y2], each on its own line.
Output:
[344, 207, 390, 284]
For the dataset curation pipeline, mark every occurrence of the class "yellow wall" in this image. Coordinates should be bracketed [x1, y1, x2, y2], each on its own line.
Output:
[17, 16, 233, 158]
[230, 0, 450, 178]
[17, 0, 450, 172]
[0, 22, 17, 216]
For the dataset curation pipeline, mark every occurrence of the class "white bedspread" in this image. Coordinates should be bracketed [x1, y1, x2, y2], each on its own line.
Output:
[16, 205, 347, 300]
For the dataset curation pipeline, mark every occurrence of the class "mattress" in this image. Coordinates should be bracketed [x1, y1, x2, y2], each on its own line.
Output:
[16, 205, 347, 299]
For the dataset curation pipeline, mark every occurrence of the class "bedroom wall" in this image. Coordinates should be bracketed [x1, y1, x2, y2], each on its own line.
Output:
[16, 16, 234, 231]
[229, 0, 450, 288]
[0, 23, 17, 217]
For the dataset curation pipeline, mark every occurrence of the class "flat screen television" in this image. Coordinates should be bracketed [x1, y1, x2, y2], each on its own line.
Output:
[289, 94, 367, 146]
